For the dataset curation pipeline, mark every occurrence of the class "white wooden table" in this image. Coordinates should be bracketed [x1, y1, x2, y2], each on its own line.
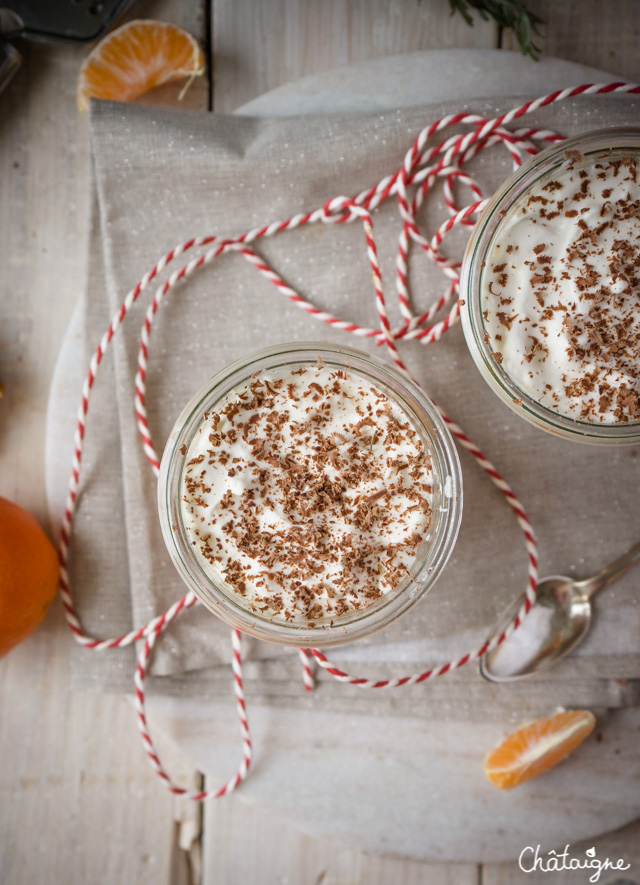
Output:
[1, 1, 639, 882]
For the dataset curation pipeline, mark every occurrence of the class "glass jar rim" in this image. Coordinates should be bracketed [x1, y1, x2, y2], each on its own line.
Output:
[459, 126, 640, 445]
[157, 341, 463, 647]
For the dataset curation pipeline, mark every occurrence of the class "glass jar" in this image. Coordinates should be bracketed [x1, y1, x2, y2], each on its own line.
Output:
[158, 341, 462, 647]
[459, 127, 640, 445]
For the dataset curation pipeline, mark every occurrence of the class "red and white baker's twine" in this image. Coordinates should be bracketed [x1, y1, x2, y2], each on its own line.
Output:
[57, 83, 639, 798]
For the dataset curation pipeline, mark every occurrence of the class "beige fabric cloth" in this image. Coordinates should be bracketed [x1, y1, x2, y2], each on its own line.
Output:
[68, 95, 640, 719]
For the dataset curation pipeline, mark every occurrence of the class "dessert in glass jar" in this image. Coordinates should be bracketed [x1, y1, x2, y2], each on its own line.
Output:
[158, 342, 462, 646]
[460, 128, 640, 444]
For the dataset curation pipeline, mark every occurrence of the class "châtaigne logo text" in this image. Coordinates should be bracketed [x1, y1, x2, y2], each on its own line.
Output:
[518, 844, 631, 882]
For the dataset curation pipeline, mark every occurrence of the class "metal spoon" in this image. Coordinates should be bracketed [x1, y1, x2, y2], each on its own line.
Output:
[480, 539, 640, 682]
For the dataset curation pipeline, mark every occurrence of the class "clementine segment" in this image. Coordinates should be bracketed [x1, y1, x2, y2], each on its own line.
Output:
[0, 496, 59, 657]
[77, 19, 204, 112]
[484, 710, 596, 790]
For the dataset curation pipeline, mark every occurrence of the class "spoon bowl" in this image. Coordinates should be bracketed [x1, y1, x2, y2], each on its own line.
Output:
[480, 577, 591, 682]
[481, 540, 640, 683]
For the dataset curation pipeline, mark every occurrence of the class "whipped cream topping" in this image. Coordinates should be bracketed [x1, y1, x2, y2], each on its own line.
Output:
[482, 150, 640, 424]
[180, 364, 433, 627]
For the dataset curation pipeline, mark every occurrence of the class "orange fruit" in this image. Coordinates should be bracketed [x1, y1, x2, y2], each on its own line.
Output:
[0, 496, 59, 658]
[483, 710, 596, 790]
[77, 19, 204, 112]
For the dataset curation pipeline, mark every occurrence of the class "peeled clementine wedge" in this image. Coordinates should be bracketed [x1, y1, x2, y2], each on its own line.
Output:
[484, 710, 596, 790]
[77, 19, 204, 112]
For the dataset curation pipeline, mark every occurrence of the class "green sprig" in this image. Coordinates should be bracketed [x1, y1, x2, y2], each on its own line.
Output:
[447, 0, 544, 60]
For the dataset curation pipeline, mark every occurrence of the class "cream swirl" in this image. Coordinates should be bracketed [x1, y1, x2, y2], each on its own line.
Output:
[482, 151, 640, 424]
[180, 365, 433, 626]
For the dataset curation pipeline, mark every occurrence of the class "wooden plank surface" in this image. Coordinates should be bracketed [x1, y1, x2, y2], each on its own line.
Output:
[501, 0, 640, 81]
[0, 2, 207, 883]
[203, 795, 480, 885]
[0, 614, 199, 884]
[212, 0, 498, 112]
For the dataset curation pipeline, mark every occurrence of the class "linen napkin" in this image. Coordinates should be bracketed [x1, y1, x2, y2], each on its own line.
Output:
[67, 94, 640, 720]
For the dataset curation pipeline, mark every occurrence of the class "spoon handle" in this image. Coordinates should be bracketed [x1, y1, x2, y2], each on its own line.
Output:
[574, 539, 640, 599]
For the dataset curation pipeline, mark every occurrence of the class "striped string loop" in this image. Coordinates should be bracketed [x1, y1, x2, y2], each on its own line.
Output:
[58, 84, 639, 798]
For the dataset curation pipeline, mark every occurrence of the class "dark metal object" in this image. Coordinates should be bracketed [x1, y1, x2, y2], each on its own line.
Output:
[0, 1, 135, 101]
[0, 33, 20, 92]
[0, 1, 134, 44]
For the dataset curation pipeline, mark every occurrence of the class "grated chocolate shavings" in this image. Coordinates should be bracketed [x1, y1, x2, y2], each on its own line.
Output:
[482, 153, 640, 424]
[181, 365, 434, 627]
